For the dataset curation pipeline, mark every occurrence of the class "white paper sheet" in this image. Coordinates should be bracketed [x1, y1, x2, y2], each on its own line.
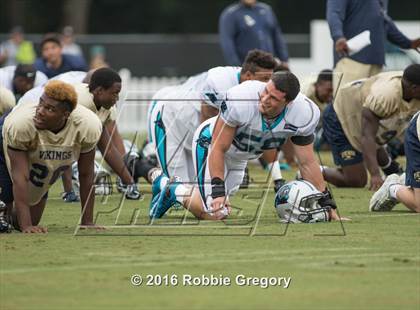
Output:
[347, 30, 371, 56]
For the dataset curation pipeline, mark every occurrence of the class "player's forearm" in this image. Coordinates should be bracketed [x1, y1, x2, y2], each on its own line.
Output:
[106, 121, 126, 156]
[300, 159, 326, 192]
[209, 148, 225, 180]
[79, 173, 95, 225]
[103, 147, 133, 184]
[12, 180, 32, 230]
[361, 135, 381, 177]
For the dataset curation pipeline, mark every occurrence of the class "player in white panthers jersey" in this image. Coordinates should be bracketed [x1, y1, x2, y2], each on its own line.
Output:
[151, 49, 276, 182]
[0, 80, 102, 233]
[149, 72, 342, 221]
[50, 71, 87, 84]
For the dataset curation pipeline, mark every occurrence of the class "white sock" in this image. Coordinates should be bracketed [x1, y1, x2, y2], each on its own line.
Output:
[174, 184, 189, 204]
[389, 184, 403, 199]
[267, 161, 282, 181]
[149, 168, 162, 183]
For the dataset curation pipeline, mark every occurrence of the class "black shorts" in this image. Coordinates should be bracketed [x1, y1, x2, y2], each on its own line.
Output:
[322, 104, 363, 167]
[0, 112, 13, 203]
[404, 113, 420, 188]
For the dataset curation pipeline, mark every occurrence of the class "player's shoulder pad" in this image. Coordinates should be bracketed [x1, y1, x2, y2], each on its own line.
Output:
[284, 93, 320, 133]
[70, 105, 103, 142]
[0, 85, 16, 110]
[3, 102, 37, 143]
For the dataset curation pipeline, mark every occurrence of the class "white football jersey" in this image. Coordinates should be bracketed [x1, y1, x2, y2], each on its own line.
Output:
[17, 86, 43, 105]
[181, 66, 241, 109]
[0, 66, 48, 90]
[50, 71, 87, 84]
[218, 80, 320, 160]
[18, 72, 86, 106]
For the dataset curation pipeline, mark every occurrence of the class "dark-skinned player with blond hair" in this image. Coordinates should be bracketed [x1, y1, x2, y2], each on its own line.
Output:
[0, 80, 102, 233]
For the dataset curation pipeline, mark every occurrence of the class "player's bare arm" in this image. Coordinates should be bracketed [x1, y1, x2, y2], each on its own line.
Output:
[8, 147, 47, 233]
[77, 148, 97, 227]
[293, 142, 325, 192]
[208, 116, 236, 211]
[105, 120, 126, 156]
[360, 107, 382, 191]
[97, 126, 134, 185]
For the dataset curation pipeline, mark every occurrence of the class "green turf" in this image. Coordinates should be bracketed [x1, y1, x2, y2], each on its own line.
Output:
[1, 152, 419, 310]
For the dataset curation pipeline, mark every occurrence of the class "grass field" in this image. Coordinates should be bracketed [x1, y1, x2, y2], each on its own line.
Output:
[1, 152, 419, 310]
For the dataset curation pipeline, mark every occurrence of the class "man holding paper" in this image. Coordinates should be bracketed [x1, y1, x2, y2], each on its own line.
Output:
[327, 0, 420, 93]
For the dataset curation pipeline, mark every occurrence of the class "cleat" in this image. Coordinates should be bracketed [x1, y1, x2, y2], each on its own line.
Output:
[149, 179, 181, 219]
[0, 200, 11, 233]
[369, 174, 400, 212]
[398, 172, 406, 185]
[149, 172, 165, 211]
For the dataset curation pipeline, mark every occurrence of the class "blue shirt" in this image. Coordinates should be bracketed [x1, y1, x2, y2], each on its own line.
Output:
[327, 0, 411, 66]
[219, 2, 289, 66]
[34, 54, 87, 79]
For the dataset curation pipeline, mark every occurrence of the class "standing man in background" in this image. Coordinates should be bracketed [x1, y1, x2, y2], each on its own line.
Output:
[327, 0, 420, 93]
[219, 0, 289, 68]
[34, 34, 87, 78]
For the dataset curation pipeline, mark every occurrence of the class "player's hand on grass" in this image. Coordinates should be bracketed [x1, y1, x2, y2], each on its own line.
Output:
[335, 37, 349, 56]
[211, 196, 231, 220]
[22, 225, 48, 233]
[369, 174, 383, 191]
[329, 209, 351, 221]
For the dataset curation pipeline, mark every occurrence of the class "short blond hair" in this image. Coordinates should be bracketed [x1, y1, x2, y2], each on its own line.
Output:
[44, 80, 78, 111]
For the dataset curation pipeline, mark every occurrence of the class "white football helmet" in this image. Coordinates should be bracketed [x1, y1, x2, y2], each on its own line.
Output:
[72, 161, 113, 196]
[275, 180, 330, 223]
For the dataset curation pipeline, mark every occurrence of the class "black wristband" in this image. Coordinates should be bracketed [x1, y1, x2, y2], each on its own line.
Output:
[319, 189, 337, 210]
[211, 177, 226, 199]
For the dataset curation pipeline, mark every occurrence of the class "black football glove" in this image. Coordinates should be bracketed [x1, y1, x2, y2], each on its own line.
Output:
[125, 184, 142, 200]
[318, 189, 337, 209]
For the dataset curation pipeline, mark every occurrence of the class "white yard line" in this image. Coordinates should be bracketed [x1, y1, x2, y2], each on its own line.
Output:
[1, 250, 417, 275]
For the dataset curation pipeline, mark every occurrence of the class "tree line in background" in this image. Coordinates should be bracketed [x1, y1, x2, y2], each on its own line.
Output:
[1, 0, 419, 34]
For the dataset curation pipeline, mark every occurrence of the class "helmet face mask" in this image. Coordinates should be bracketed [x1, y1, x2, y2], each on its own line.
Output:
[275, 180, 330, 223]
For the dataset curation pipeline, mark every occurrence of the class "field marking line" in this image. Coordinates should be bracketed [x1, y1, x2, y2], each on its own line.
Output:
[1, 251, 418, 275]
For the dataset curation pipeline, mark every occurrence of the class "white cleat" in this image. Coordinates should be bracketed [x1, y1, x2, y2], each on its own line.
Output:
[398, 172, 406, 185]
[369, 174, 400, 212]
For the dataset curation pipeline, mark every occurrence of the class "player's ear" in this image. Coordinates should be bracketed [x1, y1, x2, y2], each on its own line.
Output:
[63, 110, 71, 119]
